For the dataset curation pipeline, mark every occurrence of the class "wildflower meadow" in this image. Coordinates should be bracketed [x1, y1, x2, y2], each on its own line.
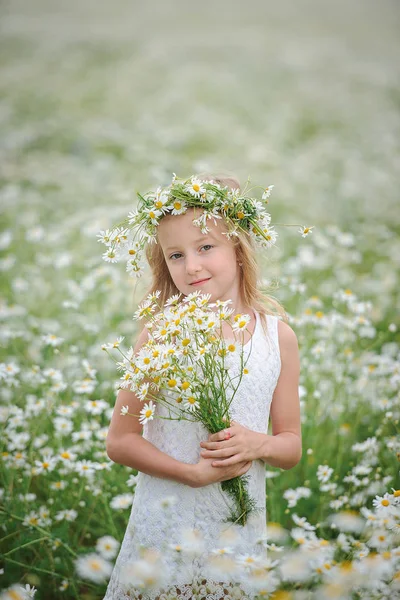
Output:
[0, 1, 399, 598]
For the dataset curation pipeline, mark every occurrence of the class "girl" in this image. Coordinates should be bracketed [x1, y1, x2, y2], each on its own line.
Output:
[102, 174, 301, 600]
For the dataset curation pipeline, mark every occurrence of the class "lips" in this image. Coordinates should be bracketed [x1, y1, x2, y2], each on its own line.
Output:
[190, 278, 211, 286]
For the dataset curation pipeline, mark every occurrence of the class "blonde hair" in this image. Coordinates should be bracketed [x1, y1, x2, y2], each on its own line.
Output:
[143, 173, 288, 324]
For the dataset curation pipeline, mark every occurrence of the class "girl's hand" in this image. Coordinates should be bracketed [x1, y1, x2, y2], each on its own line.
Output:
[199, 421, 267, 467]
[191, 455, 252, 488]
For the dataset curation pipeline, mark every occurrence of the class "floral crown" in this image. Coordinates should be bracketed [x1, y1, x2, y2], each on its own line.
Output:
[98, 173, 313, 278]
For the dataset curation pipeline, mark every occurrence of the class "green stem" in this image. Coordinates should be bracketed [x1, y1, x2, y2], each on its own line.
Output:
[0, 507, 77, 558]
[3, 536, 49, 556]
[1, 555, 97, 588]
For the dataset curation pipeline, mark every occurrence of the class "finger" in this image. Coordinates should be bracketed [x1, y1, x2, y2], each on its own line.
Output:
[201, 448, 235, 459]
[207, 431, 225, 442]
[201, 441, 231, 450]
[212, 456, 242, 467]
[240, 462, 252, 475]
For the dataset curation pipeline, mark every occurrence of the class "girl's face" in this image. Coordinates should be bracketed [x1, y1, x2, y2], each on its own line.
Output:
[157, 209, 243, 309]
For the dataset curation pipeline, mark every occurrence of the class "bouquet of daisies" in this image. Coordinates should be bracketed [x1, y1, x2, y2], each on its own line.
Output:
[103, 291, 257, 526]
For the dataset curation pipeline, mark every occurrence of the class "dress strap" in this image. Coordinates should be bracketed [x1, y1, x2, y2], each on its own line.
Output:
[265, 314, 282, 363]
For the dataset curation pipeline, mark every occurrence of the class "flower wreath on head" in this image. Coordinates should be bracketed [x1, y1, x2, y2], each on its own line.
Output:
[98, 173, 313, 278]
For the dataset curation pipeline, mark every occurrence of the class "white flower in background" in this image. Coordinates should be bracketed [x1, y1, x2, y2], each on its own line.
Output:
[84, 399, 108, 415]
[372, 492, 397, 515]
[327, 511, 365, 534]
[72, 379, 96, 394]
[96, 535, 120, 560]
[110, 494, 134, 510]
[58, 448, 77, 463]
[34, 456, 58, 474]
[317, 464, 334, 483]
[75, 552, 113, 583]
[53, 417, 74, 436]
[292, 514, 316, 531]
[41, 333, 64, 347]
[74, 460, 97, 477]
[55, 509, 78, 522]
[119, 554, 166, 589]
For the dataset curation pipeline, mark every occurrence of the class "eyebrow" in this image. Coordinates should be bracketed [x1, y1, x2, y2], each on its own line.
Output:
[165, 234, 216, 252]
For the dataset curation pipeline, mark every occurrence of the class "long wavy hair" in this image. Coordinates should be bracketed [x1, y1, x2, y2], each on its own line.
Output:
[143, 173, 288, 326]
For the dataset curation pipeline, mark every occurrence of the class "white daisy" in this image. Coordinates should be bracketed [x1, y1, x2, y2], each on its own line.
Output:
[96, 535, 120, 560]
[185, 177, 206, 198]
[137, 382, 150, 401]
[298, 226, 314, 238]
[96, 229, 113, 245]
[232, 313, 251, 332]
[139, 400, 156, 424]
[183, 396, 199, 411]
[165, 293, 182, 306]
[75, 552, 113, 583]
[261, 185, 274, 200]
[102, 248, 119, 263]
[372, 492, 397, 515]
[143, 207, 162, 225]
[171, 198, 187, 215]
[110, 493, 134, 510]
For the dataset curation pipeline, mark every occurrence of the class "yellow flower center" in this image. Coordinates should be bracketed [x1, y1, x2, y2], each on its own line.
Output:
[174, 201, 182, 210]
[237, 211, 245, 219]
[168, 379, 177, 387]
[228, 344, 236, 352]
[187, 397, 196, 404]
[155, 201, 163, 208]
[381, 499, 390, 507]
[192, 184, 200, 192]
[149, 211, 156, 219]
[89, 559, 101, 571]
[143, 357, 151, 365]
[145, 410, 153, 418]
[182, 338, 190, 346]
[182, 381, 190, 390]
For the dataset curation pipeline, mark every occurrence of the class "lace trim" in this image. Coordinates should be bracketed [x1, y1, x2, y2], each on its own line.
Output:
[105, 577, 251, 599]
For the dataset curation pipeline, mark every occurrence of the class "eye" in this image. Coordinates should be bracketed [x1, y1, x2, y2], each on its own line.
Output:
[169, 252, 183, 260]
[201, 244, 213, 252]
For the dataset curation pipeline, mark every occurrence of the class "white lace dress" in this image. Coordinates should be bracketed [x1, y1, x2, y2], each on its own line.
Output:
[103, 312, 281, 600]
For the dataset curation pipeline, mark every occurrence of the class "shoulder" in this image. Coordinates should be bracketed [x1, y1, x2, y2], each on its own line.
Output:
[277, 319, 298, 346]
[276, 319, 299, 360]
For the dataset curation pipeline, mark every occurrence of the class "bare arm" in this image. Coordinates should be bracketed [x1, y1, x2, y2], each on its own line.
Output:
[106, 326, 252, 487]
[106, 326, 195, 485]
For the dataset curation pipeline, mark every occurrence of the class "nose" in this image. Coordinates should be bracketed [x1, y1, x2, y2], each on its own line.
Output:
[185, 253, 202, 275]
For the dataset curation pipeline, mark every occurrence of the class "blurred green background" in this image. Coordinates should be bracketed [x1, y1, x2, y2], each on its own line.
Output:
[0, 1, 399, 598]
